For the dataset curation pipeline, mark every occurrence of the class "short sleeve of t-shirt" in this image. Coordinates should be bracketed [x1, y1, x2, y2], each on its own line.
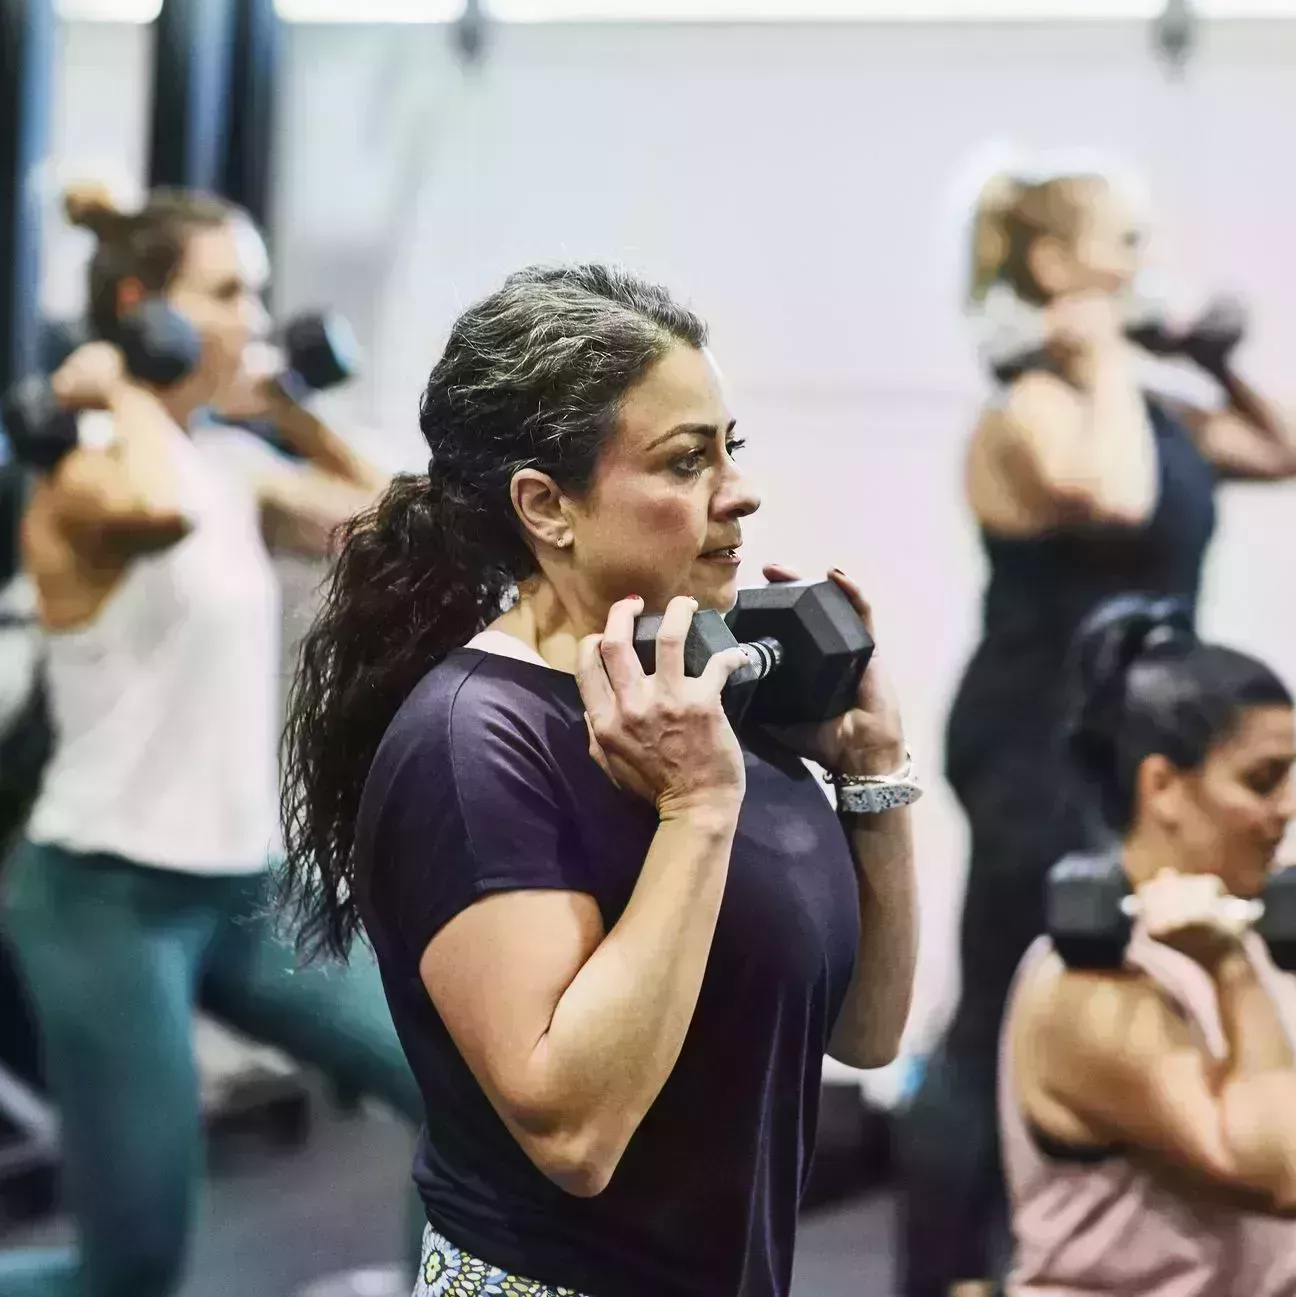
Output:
[361, 654, 593, 962]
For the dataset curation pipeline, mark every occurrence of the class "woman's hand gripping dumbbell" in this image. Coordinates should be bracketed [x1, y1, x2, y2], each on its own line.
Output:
[1048, 852, 1296, 971]
[632, 565, 912, 798]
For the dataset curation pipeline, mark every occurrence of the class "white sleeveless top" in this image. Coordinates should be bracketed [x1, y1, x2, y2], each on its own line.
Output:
[26, 421, 282, 874]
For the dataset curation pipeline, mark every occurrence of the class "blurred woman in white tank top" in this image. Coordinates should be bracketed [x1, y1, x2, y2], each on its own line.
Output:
[0, 185, 425, 1297]
[999, 593, 1296, 1297]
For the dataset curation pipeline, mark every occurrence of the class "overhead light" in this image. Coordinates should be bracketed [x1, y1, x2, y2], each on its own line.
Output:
[1198, 0, 1296, 12]
[486, 1, 1166, 21]
[56, 0, 163, 19]
[275, 0, 465, 19]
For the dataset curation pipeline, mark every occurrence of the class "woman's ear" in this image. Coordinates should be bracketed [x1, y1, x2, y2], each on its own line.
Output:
[1136, 753, 1183, 835]
[511, 468, 574, 552]
[115, 276, 145, 318]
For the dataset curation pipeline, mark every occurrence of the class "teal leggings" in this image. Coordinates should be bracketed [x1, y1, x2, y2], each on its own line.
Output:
[0, 840, 427, 1297]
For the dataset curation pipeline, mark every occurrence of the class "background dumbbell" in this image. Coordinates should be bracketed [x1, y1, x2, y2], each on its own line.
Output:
[1046, 850, 1296, 971]
[273, 311, 360, 402]
[632, 578, 874, 729]
[0, 301, 202, 473]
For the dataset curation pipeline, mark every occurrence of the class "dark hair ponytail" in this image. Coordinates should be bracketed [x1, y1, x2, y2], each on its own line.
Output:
[279, 264, 707, 961]
[1065, 593, 1291, 833]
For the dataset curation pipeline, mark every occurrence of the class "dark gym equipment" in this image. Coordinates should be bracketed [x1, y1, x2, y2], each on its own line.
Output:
[0, 0, 53, 395]
[633, 605, 777, 726]
[1, 378, 78, 474]
[116, 299, 205, 388]
[995, 296, 1247, 388]
[0, 301, 203, 474]
[220, 0, 280, 235]
[0, 303, 357, 475]
[273, 312, 361, 403]
[148, 0, 238, 195]
[633, 579, 873, 729]
[1046, 849, 1296, 971]
[728, 580, 874, 727]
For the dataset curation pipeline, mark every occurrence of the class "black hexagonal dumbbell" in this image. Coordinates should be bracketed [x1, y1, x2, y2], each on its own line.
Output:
[632, 579, 873, 729]
[726, 579, 874, 727]
[632, 607, 777, 727]
[1045, 851, 1135, 971]
[1046, 851, 1296, 972]
[1255, 867, 1296, 972]
[1, 301, 201, 474]
[275, 311, 360, 404]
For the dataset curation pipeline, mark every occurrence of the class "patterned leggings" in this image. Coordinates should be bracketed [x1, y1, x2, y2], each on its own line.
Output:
[415, 1226, 594, 1297]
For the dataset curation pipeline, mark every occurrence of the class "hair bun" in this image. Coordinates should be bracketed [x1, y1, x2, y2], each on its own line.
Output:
[63, 182, 124, 238]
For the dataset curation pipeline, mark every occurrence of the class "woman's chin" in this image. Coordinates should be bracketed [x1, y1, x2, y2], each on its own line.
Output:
[693, 568, 741, 611]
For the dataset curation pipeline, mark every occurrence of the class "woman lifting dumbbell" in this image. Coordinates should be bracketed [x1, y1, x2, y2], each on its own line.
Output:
[900, 163, 1296, 1297]
[0, 185, 422, 1297]
[279, 264, 921, 1297]
[998, 594, 1296, 1294]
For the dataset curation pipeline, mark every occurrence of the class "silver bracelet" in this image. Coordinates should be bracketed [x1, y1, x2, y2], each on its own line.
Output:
[823, 749, 923, 816]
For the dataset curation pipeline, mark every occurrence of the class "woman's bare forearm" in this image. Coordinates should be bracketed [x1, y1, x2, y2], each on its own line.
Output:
[1211, 953, 1296, 1205]
[1074, 346, 1158, 516]
[1217, 369, 1296, 456]
[265, 391, 388, 493]
[829, 806, 917, 1068]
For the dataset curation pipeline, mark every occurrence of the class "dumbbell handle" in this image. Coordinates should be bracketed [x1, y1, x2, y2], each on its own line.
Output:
[730, 636, 783, 687]
[1118, 894, 1266, 926]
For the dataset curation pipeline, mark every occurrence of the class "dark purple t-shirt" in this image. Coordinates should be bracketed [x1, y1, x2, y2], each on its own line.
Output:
[356, 648, 861, 1297]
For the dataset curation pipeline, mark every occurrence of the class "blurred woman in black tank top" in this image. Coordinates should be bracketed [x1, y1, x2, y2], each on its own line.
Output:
[898, 168, 1296, 1297]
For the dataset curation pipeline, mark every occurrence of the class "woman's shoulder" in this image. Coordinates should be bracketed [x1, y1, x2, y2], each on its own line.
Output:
[382, 648, 580, 775]
[1011, 941, 1190, 1074]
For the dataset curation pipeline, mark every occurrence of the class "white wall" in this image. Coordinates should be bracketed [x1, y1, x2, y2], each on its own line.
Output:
[44, 16, 1296, 1076]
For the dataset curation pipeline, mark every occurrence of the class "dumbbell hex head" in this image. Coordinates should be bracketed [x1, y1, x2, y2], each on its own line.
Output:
[726, 579, 873, 727]
[280, 312, 360, 396]
[1046, 851, 1132, 971]
[115, 300, 203, 389]
[1, 376, 80, 473]
[1257, 866, 1296, 972]
[632, 607, 764, 726]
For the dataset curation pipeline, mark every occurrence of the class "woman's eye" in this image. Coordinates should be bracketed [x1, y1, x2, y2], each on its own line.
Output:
[673, 449, 707, 478]
[673, 437, 744, 479]
[1248, 765, 1289, 797]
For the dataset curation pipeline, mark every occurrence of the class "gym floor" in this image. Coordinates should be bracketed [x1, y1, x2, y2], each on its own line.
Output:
[5, 1077, 900, 1297]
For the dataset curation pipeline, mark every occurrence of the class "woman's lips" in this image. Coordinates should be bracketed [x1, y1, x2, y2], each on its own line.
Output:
[698, 546, 741, 566]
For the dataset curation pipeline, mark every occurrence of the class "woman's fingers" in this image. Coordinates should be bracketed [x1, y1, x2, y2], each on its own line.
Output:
[599, 596, 646, 695]
[826, 568, 875, 637]
[576, 634, 617, 729]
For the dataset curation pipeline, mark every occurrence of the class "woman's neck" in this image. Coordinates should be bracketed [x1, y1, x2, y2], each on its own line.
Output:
[489, 579, 596, 676]
[1121, 827, 1177, 889]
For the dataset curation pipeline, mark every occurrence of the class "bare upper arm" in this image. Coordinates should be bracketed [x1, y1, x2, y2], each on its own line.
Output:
[418, 889, 606, 1141]
[970, 377, 1109, 530]
[1164, 397, 1296, 483]
[1016, 956, 1272, 1206]
[49, 448, 191, 555]
[255, 462, 380, 557]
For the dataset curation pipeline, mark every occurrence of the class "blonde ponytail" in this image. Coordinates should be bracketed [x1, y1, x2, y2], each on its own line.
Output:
[968, 172, 1022, 305]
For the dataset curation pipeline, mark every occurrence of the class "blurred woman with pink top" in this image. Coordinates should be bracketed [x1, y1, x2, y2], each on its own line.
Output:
[999, 593, 1296, 1296]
